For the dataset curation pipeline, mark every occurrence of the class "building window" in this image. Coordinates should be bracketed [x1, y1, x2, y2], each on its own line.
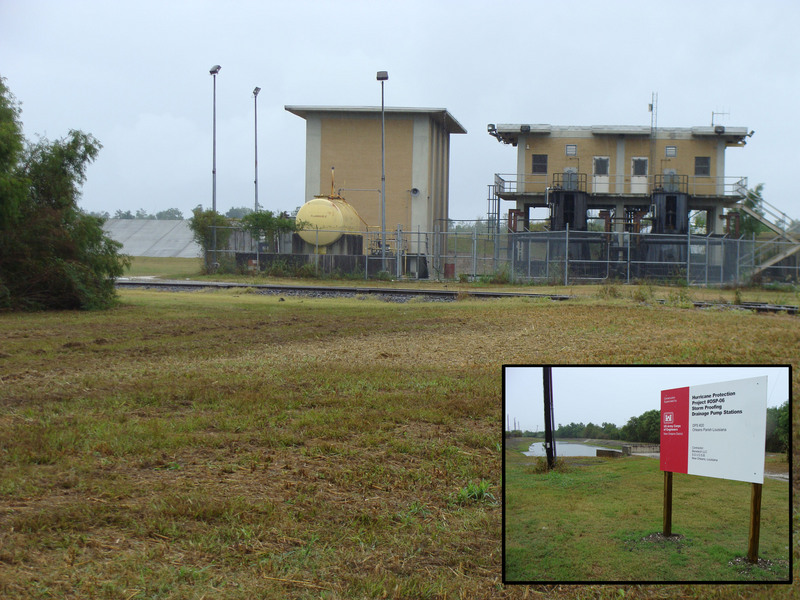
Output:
[565, 144, 577, 156]
[665, 146, 677, 158]
[593, 157, 609, 176]
[532, 154, 548, 174]
[632, 158, 648, 176]
[695, 156, 711, 176]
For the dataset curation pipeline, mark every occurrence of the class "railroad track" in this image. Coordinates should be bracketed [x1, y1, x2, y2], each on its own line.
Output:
[116, 279, 798, 314]
[115, 279, 571, 302]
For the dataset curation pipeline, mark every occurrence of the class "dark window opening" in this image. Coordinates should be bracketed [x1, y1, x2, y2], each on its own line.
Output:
[594, 157, 609, 176]
[665, 195, 677, 230]
[695, 156, 711, 176]
[632, 158, 648, 176]
[564, 194, 575, 226]
[532, 154, 548, 174]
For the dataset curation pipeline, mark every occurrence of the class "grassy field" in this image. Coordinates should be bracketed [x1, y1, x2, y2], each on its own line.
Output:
[505, 438, 790, 582]
[0, 286, 798, 598]
[126, 256, 203, 279]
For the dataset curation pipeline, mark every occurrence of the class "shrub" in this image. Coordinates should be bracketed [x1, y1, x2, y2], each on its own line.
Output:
[0, 78, 129, 310]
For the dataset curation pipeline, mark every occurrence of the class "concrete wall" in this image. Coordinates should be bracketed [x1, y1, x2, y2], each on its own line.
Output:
[103, 219, 199, 258]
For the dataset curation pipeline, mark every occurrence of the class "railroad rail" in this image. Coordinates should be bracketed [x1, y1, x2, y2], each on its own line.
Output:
[116, 279, 798, 314]
[115, 279, 571, 302]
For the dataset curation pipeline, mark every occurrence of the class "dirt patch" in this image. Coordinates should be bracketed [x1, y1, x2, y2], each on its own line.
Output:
[728, 556, 790, 579]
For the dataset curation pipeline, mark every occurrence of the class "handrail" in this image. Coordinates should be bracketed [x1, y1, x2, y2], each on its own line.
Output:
[493, 173, 748, 197]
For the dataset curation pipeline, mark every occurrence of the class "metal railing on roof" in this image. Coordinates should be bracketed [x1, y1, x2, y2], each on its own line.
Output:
[493, 173, 748, 197]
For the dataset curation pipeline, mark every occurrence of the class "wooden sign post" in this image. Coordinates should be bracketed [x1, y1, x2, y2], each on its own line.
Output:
[663, 471, 673, 537]
[542, 366, 556, 470]
[748, 483, 763, 563]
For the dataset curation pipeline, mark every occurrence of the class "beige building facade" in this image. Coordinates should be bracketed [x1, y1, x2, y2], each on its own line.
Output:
[286, 106, 466, 236]
[488, 124, 751, 234]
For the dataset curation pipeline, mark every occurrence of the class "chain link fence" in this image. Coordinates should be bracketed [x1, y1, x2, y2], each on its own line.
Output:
[206, 225, 799, 285]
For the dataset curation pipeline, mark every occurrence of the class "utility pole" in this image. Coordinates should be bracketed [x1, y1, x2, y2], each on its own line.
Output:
[543, 367, 556, 469]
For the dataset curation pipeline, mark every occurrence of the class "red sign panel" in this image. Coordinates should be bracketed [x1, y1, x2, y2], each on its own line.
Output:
[660, 386, 689, 474]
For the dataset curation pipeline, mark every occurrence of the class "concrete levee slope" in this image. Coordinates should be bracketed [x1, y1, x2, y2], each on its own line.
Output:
[103, 219, 200, 258]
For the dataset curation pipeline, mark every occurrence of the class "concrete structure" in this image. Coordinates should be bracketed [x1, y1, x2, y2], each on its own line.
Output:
[286, 106, 466, 238]
[487, 123, 751, 235]
[103, 219, 199, 258]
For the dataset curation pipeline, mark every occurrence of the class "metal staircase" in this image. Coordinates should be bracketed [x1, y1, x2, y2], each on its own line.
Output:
[737, 199, 800, 278]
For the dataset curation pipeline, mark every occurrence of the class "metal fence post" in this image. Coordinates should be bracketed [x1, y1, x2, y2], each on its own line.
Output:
[686, 230, 691, 286]
[397, 224, 402, 279]
[564, 224, 569, 286]
[511, 232, 515, 282]
[627, 232, 631, 284]
[472, 228, 478, 279]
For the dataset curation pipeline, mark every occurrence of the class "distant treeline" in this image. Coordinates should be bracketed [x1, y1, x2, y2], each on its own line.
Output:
[507, 401, 789, 454]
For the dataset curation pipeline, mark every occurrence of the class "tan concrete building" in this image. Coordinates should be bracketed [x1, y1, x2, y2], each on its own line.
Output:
[487, 124, 752, 235]
[286, 106, 466, 235]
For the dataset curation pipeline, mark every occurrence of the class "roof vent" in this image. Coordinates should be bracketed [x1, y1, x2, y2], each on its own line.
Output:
[520, 125, 531, 133]
[714, 125, 725, 134]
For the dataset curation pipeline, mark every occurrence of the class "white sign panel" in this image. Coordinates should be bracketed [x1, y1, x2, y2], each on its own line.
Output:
[661, 376, 767, 484]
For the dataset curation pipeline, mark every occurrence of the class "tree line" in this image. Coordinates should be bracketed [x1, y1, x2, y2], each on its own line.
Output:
[90, 206, 261, 221]
[507, 401, 790, 455]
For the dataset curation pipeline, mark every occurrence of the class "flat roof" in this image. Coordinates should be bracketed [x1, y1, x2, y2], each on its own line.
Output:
[285, 105, 467, 134]
[488, 124, 750, 145]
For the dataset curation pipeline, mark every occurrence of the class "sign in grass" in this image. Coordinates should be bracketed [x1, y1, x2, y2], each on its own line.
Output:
[660, 376, 768, 562]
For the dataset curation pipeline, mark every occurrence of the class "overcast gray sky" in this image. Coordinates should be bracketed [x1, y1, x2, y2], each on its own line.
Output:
[2, 1, 799, 223]
[504, 366, 790, 432]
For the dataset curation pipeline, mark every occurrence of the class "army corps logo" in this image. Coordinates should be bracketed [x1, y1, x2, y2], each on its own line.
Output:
[663, 412, 674, 424]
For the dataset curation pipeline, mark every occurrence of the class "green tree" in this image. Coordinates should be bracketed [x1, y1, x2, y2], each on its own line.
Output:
[601, 422, 620, 440]
[620, 409, 660, 443]
[114, 209, 134, 219]
[732, 183, 769, 237]
[765, 406, 781, 452]
[156, 208, 184, 220]
[225, 206, 253, 219]
[775, 401, 789, 461]
[0, 77, 129, 310]
[240, 210, 302, 253]
[188, 207, 232, 272]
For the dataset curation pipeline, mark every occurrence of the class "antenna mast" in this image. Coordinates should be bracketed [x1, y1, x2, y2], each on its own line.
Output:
[649, 93, 658, 186]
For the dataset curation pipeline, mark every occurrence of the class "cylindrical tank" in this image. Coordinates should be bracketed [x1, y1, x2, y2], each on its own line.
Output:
[296, 197, 365, 246]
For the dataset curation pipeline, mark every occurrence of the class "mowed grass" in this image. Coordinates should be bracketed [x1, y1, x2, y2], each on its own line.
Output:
[0, 288, 798, 599]
[504, 443, 790, 582]
[125, 256, 203, 278]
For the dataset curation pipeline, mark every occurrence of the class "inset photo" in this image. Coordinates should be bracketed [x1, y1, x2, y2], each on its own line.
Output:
[502, 365, 791, 584]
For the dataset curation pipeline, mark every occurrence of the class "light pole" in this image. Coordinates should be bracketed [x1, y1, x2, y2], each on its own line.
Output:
[209, 64, 221, 268]
[253, 86, 261, 213]
[377, 71, 388, 272]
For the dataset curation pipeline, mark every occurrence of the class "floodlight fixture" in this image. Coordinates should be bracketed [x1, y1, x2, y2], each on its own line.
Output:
[376, 70, 388, 81]
[210, 64, 221, 75]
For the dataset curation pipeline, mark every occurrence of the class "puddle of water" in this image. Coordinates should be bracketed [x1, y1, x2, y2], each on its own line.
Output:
[523, 441, 614, 457]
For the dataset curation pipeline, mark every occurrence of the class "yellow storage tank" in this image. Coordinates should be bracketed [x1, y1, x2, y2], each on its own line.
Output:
[296, 196, 365, 246]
